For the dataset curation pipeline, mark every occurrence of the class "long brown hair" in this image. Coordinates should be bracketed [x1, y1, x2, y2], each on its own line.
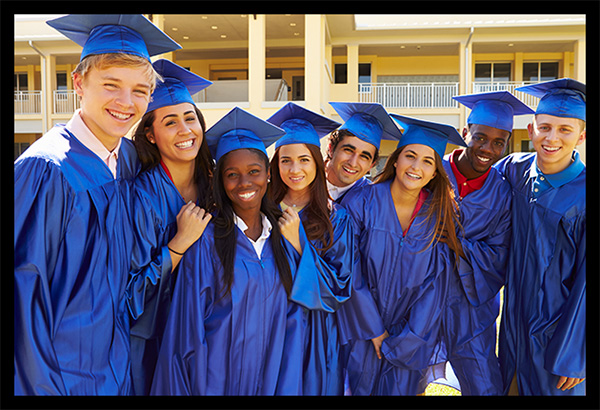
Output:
[374, 145, 463, 261]
[132, 105, 214, 212]
[269, 144, 334, 253]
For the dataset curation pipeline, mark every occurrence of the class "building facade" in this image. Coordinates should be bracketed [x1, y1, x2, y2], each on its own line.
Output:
[14, 14, 586, 164]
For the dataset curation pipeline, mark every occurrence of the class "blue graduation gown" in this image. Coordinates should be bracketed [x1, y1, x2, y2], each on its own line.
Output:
[297, 202, 354, 395]
[430, 155, 511, 395]
[338, 181, 453, 395]
[14, 125, 140, 395]
[334, 176, 371, 204]
[126, 165, 185, 395]
[150, 218, 352, 395]
[494, 152, 586, 395]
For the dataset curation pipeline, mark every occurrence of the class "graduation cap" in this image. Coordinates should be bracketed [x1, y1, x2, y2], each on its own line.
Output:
[147, 59, 212, 113]
[46, 14, 181, 62]
[453, 91, 535, 132]
[516, 78, 586, 121]
[267, 102, 341, 150]
[390, 114, 466, 158]
[205, 107, 286, 163]
[329, 102, 403, 149]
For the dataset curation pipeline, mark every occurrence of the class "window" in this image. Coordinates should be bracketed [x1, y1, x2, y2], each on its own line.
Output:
[334, 63, 371, 84]
[522, 62, 559, 82]
[14, 73, 28, 91]
[57, 72, 68, 91]
[474, 63, 511, 82]
[14, 142, 30, 160]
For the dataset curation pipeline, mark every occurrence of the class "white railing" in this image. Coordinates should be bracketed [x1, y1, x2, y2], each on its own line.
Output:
[359, 82, 459, 108]
[472, 81, 540, 108]
[14, 91, 42, 114]
[53, 90, 80, 114]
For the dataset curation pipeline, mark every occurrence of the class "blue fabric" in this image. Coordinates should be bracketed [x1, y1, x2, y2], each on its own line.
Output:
[295, 203, 354, 395]
[390, 114, 466, 157]
[494, 152, 586, 395]
[329, 102, 403, 149]
[46, 14, 181, 62]
[530, 151, 585, 197]
[431, 154, 512, 395]
[269, 102, 341, 149]
[205, 107, 285, 163]
[14, 125, 140, 395]
[333, 177, 372, 204]
[147, 60, 211, 113]
[516, 78, 586, 121]
[150, 216, 352, 394]
[125, 165, 185, 395]
[337, 181, 453, 395]
[453, 91, 534, 132]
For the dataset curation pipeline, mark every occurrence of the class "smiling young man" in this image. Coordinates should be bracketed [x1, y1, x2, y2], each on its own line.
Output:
[325, 102, 402, 202]
[419, 91, 534, 396]
[14, 15, 180, 395]
[494, 79, 586, 396]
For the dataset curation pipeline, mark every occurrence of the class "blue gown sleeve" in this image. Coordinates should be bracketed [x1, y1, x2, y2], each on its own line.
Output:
[456, 187, 512, 307]
[14, 158, 70, 395]
[126, 188, 173, 321]
[150, 236, 213, 395]
[286, 211, 353, 313]
[544, 211, 586, 379]
[336, 187, 386, 342]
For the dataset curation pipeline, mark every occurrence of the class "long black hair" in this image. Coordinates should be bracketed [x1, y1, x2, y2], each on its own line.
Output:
[212, 148, 293, 299]
[132, 105, 214, 211]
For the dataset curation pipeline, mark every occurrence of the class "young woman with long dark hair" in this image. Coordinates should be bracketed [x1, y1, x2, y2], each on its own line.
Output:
[267, 103, 355, 395]
[150, 107, 351, 395]
[338, 114, 467, 395]
[126, 60, 214, 395]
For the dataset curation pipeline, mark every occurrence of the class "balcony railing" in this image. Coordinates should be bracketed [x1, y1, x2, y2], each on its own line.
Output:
[359, 82, 459, 108]
[54, 90, 81, 114]
[472, 81, 540, 108]
[14, 91, 42, 114]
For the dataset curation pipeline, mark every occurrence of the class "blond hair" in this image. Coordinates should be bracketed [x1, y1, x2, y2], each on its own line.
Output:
[72, 53, 162, 92]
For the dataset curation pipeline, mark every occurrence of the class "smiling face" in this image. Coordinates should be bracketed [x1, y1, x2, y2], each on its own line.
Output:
[277, 143, 317, 196]
[393, 144, 438, 194]
[149, 102, 203, 168]
[221, 149, 270, 215]
[528, 114, 586, 174]
[74, 65, 152, 151]
[326, 135, 377, 187]
[459, 123, 510, 178]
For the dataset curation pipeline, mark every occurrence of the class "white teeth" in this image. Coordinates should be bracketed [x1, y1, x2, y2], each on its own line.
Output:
[476, 155, 491, 163]
[289, 176, 304, 182]
[543, 146, 561, 152]
[175, 139, 194, 149]
[342, 166, 358, 174]
[239, 191, 256, 200]
[108, 110, 131, 120]
[407, 172, 422, 179]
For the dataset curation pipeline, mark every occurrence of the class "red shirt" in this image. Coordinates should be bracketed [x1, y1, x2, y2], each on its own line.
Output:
[449, 149, 490, 198]
[403, 189, 429, 237]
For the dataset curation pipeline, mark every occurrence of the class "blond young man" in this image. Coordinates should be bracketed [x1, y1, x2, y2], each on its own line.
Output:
[14, 15, 179, 395]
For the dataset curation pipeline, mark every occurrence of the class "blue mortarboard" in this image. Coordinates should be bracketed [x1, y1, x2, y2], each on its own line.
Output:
[268, 103, 341, 150]
[329, 102, 403, 149]
[147, 59, 212, 113]
[47, 14, 181, 62]
[453, 91, 535, 132]
[516, 78, 586, 121]
[390, 114, 466, 158]
[205, 107, 286, 163]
